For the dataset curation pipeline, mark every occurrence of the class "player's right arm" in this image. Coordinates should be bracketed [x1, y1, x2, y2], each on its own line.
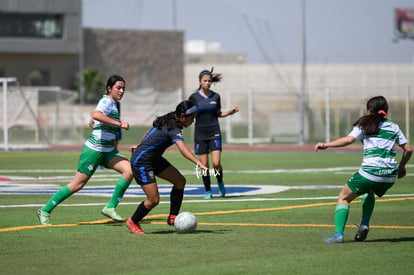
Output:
[314, 136, 355, 151]
[175, 140, 208, 170]
[91, 110, 129, 130]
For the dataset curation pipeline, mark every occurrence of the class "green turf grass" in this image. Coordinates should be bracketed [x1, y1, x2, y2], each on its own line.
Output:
[0, 150, 413, 274]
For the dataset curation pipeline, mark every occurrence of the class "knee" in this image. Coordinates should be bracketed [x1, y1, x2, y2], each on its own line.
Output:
[337, 195, 351, 205]
[212, 162, 222, 170]
[147, 197, 160, 208]
[123, 172, 133, 182]
[174, 175, 186, 189]
[337, 199, 350, 205]
[68, 182, 85, 193]
[121, 167, 133, 181]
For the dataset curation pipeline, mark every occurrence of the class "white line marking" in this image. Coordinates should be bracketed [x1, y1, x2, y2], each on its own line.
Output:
[2, 194, 414, 208]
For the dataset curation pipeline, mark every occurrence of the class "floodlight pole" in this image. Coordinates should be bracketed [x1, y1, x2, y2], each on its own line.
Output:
[172, 0, 177, 29]
[78, 7, 84, 106]
[299, 0, 307, 145]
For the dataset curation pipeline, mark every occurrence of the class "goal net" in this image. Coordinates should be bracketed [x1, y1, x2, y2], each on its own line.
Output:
[0, 78, 81, 150]
[1, 78, 183, 150]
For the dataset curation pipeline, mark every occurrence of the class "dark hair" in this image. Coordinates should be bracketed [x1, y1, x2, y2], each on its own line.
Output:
[353, 96, 388, 135]
[197, 67, 222, 90]
[153, 100, 196, 130]
[106, 75, 125, 94]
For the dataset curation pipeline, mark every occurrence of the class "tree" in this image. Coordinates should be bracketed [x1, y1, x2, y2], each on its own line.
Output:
[75, 67, 104, 104]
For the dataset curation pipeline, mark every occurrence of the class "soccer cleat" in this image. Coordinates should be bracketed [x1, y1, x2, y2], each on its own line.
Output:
[217, 182, 226, 197]
[126, 218, 145, 234]
[355, 225, 370, 242]
[167, 214, 177, 226]
[204, 191, 212, 200]
[37, 209, 52, 225]
[101, 207, 123, 222]
[324, 233, 344, 244]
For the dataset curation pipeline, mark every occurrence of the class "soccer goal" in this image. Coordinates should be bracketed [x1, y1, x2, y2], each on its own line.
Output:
[224, 89, 303, 145]
[0, 78, 80, 150]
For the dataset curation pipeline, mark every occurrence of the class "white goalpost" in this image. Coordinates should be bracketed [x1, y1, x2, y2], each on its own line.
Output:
[1, 77, 16, 151]
[1, 77, 48, 150]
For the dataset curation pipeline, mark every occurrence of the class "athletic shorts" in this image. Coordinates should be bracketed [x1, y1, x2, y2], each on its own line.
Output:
[131, 157, 171, 185]
[346, 172, 394, 197]
[77, 145, 122, 176]
[194, 139, 222, 155]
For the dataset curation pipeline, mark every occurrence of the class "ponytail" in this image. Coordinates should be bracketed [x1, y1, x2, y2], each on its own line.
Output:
[353, 96, 388, 135]
[153, 100, 196, 130]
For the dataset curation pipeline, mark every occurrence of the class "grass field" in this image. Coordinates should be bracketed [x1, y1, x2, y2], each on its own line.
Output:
[0, 148, 413, 274]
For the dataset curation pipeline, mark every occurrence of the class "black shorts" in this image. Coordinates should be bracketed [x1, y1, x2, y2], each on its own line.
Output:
[194, 139, 222, 155]
[131, 157, 171, 185]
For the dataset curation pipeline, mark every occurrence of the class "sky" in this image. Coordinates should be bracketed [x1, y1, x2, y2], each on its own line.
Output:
[82, 0, 414, 64]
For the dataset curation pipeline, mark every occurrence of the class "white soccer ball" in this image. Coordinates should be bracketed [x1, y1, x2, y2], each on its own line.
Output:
[174, 212, 197, 233]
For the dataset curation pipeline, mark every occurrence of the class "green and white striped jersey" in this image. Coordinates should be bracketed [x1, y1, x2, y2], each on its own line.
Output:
[85, 95, 120, 152]
[348, 119, 408, 183]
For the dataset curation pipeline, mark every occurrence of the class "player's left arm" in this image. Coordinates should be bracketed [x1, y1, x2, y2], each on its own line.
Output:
[397, 142, 413, 178]
[219, 106, 239, 118]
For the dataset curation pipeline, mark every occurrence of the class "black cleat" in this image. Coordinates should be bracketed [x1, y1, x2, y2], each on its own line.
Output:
[355, 225, 369, 241]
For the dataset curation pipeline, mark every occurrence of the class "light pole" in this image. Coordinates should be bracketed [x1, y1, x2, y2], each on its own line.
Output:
[299, 0, 307, 145]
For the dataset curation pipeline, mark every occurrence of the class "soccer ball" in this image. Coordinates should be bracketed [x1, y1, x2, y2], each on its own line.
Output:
[174, 212, 197, 233]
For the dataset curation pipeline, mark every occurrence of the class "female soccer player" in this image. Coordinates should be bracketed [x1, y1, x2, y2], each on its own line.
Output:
[37, 75, 133, 225]
[314, 95, 412, 243]
[188, 68, 239, 199]
[126, 100, 208, 234]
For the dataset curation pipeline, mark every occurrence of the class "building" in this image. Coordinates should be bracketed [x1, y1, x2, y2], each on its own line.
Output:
[185, 40, 246, 64]
[0, 0, 82, 88]
[0, 0, 184, 91]
[83, 28, 183, 91]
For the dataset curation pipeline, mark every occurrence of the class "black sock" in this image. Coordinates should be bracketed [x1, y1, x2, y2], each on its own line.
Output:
[131, 201, 150, 223]
[202, 175, 211, 191]
[170, 187, 184, 216]
[216, 169, 223, 183]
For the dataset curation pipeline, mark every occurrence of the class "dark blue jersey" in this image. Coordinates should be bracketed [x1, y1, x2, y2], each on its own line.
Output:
[189, 90, 222, 141]
[131, 126, 184, 166]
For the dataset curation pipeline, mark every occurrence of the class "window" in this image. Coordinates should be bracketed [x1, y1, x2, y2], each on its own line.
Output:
[0, 12, 63, 39]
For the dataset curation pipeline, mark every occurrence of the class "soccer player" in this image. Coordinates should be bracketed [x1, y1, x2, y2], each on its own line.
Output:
[126, 100, 208, 234]
[37, 75, 133, 225]
[188, 68, 239, 199]
[314, 95, 412, 243]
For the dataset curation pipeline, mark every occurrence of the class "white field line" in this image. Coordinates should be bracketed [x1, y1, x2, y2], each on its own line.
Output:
[0, 167, 361, 175]
[1, 166, 413, 208]
[2, 194, 414, 209]
[1, 164, 413, 175]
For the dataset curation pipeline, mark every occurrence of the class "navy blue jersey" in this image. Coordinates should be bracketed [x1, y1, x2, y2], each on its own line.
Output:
[131, 126, 184, 166]
[189, 90, 222, 141]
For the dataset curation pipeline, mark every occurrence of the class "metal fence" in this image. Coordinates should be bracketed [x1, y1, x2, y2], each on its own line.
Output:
[1, 77, 413, 149]
[224, 86, 413, 145]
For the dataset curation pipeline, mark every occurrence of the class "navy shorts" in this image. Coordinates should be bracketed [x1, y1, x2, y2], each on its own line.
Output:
[131, 157, 171, 185]
[194, 139, 222, 155]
